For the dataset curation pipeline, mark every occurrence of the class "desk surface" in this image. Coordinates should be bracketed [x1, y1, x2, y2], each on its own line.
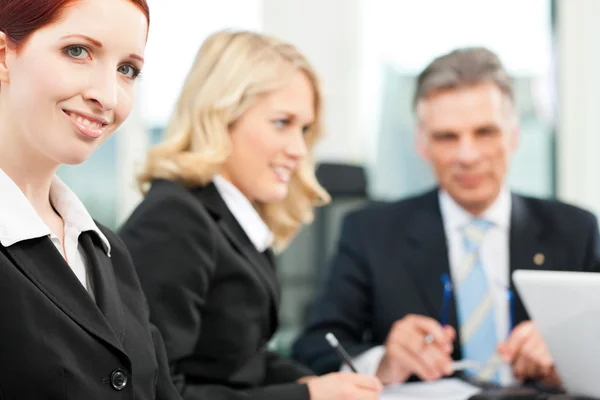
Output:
[472, 385, 599, 399]
[380, 378, 599, 400]
[471, 393, 597, 400]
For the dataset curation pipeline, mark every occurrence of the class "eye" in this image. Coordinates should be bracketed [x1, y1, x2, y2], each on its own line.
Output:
[64, 45, 90, 59]
[273, 119, 291, 129]
[117, 64, 141, 79]
[433, 132, 457, 141]
[302, 125, 312, 135]
[476, 126, 499, 136]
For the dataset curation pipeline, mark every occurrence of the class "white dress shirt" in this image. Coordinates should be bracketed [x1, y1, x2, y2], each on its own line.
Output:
[213, 175, 274, 252]
[346, 188, 514, 385]
[0, 168, 111, 298]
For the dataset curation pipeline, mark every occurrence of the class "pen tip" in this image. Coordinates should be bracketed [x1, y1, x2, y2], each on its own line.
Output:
[325, 332, 338, 347]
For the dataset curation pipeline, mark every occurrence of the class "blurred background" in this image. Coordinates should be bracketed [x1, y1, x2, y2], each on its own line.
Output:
[57, 0, 600, 354]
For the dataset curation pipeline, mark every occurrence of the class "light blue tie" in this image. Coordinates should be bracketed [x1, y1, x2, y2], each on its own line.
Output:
[455, 219, 500, 383]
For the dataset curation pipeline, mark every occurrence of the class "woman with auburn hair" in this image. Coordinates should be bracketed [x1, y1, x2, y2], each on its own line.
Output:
[120, 30, 382, 400]
[0, 0, 182, 398]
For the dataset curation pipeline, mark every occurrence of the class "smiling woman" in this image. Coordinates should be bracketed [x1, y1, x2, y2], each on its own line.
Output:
[0, 0, 183, 399]
[119, 29, 383, 400]
[1, 0, 148, 165]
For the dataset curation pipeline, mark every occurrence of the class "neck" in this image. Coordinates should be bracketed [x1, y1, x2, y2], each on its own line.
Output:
[0, 124, 59, 215]
[461, 189, 503, 217]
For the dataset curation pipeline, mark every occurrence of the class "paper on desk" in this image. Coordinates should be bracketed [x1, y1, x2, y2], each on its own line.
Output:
[380, 378, 482, 400]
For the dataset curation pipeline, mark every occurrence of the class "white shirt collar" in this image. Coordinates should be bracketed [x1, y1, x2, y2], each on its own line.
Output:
[213, 175, 274, 252]
[0, 168, 111, 255]
[439, 186, 511, 230]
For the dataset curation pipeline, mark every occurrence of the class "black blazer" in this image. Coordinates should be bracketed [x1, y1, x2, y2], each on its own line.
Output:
[292, 189, 600, 375]
[119, 179, 312, 400]
[0, 225, 182, 399]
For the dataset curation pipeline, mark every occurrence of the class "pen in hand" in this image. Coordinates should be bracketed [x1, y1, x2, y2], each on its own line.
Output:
[325, 332, 358, 373]
[493, 279, 516, 335]
[440, 273, 453, 327]
[425, 273, 453, 344]
[507, 288, 515, 334]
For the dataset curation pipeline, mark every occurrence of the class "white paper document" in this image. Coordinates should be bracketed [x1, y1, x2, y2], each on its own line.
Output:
[380, 378, 482, 400]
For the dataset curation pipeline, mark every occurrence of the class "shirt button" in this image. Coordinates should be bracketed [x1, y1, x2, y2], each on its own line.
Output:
[110, 369, 128, 391]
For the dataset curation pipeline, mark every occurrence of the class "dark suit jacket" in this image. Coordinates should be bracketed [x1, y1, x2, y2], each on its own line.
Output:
[119, 179, 312, 400]
[0, 225, 182, 399]
[292, 189, 600, 375]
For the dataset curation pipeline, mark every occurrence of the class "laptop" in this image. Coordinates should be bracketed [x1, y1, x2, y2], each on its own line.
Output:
[512, 269, 600, 398]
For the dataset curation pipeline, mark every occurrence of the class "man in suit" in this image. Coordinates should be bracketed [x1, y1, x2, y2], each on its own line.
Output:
[292, 47, 600, 387]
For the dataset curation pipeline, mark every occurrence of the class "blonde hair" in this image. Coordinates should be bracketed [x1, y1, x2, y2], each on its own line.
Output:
[138, 29, 330, 250]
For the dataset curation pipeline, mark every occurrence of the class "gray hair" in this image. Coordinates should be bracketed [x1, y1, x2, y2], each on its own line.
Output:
[413, 47, 514, 110]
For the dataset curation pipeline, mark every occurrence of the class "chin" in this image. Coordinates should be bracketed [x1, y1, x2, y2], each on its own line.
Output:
[55, 140, 99, 165]
[58, 150, 94, 165]
[257, 186, 289, 204]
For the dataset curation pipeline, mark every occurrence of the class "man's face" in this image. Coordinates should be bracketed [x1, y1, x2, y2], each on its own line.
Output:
[416, 82, 518, 215]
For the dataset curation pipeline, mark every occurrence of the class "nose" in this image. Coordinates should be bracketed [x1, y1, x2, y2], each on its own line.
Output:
[83, 67, 119, 111]
[455, 135, 481, 164]
[286, 130, 308, 159]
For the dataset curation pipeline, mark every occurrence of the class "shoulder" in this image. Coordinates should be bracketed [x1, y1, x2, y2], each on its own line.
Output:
[120, 179, 214, 235]
[517, 194, 598, 229]
[343, 189, 437, 228]
[141, 178, 207, 213]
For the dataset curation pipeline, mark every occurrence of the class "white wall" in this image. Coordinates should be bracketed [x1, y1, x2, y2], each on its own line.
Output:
[556, 0, 600, 217]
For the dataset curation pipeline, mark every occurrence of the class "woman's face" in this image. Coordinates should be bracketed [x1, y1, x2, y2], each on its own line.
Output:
[0, 0, 148, 165]
[220, 71, 315, 203]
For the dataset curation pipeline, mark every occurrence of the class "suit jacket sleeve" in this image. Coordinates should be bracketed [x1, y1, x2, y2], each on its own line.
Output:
[583, 214, 600, 272]
[120, 193, 217, 365]
[152, 323, 188, 400]
[264, 350, 314, 385]
[292, 212, 375, 374]
[181, 382, 309, 400]
[120, 192, 310, 400]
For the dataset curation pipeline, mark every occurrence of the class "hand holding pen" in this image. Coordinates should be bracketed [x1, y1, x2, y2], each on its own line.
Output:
[310, 333, 382, 400]
[424, 273, 454, 344]
[371, 314, 455, 385]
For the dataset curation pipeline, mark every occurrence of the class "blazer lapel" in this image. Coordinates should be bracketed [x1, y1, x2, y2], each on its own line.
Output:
[217, 217, 281, 305]
[509, 194, 550, 323]
[402, 190, 462, 358]
[3, 237, 123, 352]
[80, 233, 126, 344]
[193, 183, 281, 323]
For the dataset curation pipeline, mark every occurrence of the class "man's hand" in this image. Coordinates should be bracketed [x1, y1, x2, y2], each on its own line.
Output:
[497, 321, 561, 387]
[376, 314, 455, 385]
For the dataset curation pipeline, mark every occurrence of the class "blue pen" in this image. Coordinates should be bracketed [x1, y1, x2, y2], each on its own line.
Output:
[507, 288, 515, 334]
[425, 275, 453, 345]
[493, 280, 517, 335]
[440, 273, 453, 326]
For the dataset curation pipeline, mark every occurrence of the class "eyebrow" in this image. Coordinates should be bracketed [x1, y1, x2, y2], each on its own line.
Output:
[60, 34, 145, 64]
[61, 34, 103, 47]
[129, 54, 145, 63]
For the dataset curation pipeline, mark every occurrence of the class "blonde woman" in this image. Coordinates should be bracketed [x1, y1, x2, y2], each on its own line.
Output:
[119, 30, 382, 400]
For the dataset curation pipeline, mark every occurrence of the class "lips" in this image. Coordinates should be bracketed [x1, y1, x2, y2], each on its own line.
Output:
[273, 166, 292, 183]
[63, 110, 109, 139]
[456, 174, 484, 187]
